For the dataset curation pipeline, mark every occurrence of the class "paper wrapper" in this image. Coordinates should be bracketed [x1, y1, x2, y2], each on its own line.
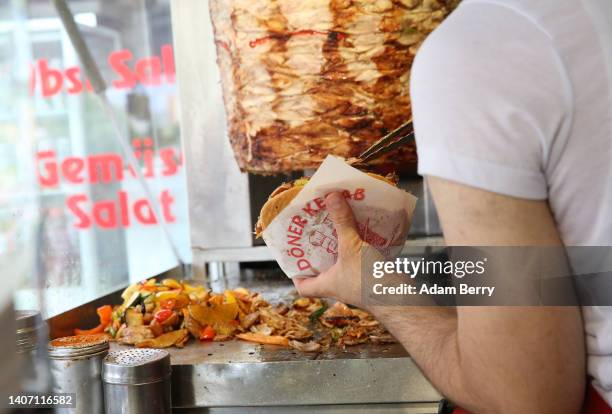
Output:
[262, 156, 418, 278]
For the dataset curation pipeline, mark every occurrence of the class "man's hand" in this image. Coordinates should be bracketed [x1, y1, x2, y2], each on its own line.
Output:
[293, 192, 364, 307]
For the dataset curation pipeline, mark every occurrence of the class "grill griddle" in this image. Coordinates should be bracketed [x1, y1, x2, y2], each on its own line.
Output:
[109, 274, 439, 408]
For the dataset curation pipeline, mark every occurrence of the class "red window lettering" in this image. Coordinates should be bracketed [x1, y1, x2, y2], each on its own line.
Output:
[65, 67, 84, 95]
[66, 194, 91, 228]
[38, 59, 63, 98]
[65, 190, 176, 230]
[109, 49, 138, 89]
[161, 44, 175, 83]
[36, 151, 59, 188]
[61, 157, 85, 184]
[134, 199, 156, 224]
[88, 154, 124, 183]
[93, 200, 117, 229]
[136, 57, 162, 86]
[159, 147, 180, 176]
[160, 190, 176, 222]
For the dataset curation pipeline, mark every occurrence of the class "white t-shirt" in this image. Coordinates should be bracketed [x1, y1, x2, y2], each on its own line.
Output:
[411, 0, 612, 405]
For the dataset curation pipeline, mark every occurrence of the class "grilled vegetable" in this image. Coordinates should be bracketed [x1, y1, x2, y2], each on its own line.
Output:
[199, 326, 216, 341]
[125, 308, 144, 327]
[136, 329, 188, 348]
[78, 279, 395, 350]
[236, 332, 289, 347]
[309, 305, 328, 323]
[153, 309, 173, 323]
[117, 326, 154, 345]
[74, 325, 105, 336]
[74, 305, 113, 336]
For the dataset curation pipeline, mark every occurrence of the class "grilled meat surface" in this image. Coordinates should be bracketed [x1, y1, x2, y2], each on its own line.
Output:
[210, 0, 458, 173]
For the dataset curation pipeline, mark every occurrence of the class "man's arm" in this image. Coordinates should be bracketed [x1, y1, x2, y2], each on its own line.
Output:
[295, 179, 585, 413]
[376, 177, 585, 413]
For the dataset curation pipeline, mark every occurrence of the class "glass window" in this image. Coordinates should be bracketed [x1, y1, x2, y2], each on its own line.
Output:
[0, 0, 190, 317]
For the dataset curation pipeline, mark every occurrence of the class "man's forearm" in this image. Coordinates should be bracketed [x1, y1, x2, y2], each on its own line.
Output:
[368, 306, 478, 409]
[369, 306, 584, 414]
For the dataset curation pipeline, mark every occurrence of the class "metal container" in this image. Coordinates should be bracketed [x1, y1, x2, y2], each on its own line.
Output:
[48, 334, 109, 414]
[16, 310, 44, 353]
[102, 348, 171, 414]
[16, 310, 51, 393]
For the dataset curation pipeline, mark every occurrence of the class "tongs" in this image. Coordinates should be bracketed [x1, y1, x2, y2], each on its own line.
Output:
[351, 119, 415, 165]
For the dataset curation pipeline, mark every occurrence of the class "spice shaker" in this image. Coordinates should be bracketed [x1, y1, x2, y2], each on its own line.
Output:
[102, 348, 171, 414]
[48, 334, 109, 414]
[16, 310, 44, 353]
[16, 310, 50, 393]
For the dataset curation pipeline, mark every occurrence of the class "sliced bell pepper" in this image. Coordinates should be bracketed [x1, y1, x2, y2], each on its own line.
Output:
[74, 305, 113, 335]
[154, 308, 173, 323]
[74, 324, 105, 336]
[97, 305, 113, 326]
[199, 325, 216, 341]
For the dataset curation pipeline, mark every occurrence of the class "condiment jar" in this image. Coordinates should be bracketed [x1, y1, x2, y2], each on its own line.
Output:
[16, 310, 44, 353]
[16, 310, 50, 393]
[48, 334, 109, 414]
[102, 348, 171, 414]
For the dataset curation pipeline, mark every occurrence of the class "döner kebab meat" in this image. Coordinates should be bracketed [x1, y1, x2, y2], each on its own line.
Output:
[210, 0, 459, 173]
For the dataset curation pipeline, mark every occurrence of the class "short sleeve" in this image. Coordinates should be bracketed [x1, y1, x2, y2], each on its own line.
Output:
[411, 0, 572, 200]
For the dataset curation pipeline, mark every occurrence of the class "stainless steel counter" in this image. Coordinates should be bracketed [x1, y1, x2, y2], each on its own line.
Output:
[111, 339, 440, 409]
[108, 273, 442, 409]
[174, 403, 442, 413]
[51, 267, 443, 412]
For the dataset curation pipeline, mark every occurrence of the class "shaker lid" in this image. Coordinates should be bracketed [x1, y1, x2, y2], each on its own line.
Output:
[48, 334, 110, 359]
[15, 310, 43, 334]
[16, 310, 44, 352]
[102, 349, 171, 385]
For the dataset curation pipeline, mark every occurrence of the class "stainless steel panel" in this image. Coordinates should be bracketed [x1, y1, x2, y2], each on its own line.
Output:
[111, 339, 440, 408]
[104, 379, 171, 414]
[171, 0, 253, 252]
[173, 357, 439, 407]
[176, 403, 441, 414]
